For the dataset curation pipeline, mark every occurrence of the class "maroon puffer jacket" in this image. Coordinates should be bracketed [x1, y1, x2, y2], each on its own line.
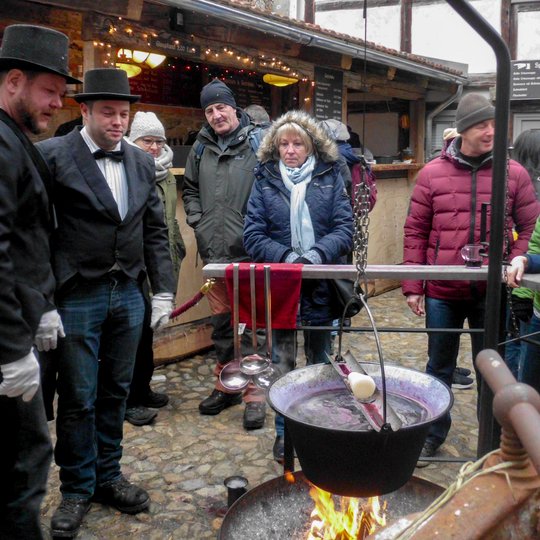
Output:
[402, 138, 540, 300]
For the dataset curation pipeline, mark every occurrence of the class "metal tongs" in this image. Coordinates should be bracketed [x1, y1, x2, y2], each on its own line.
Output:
[326, 351, 403, 433]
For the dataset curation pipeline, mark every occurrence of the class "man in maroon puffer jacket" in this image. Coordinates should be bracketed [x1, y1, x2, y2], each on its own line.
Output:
[402, 93, 540, 460]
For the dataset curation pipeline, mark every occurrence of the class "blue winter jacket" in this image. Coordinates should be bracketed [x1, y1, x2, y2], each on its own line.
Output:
[243, 159, 353, 324]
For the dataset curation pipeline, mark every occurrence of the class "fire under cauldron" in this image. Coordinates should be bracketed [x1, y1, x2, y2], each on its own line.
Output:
[268, 362, 453, 497]
[218, 471, 444, 540]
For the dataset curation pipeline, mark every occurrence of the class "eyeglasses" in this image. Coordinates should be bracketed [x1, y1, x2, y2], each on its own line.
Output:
[140, 138, 165, 148]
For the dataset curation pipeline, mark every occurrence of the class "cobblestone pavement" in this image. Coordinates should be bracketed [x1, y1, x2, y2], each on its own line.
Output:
[41, 288, 480, 539]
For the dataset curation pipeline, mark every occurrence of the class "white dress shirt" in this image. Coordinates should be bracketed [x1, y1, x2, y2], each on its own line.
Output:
[80, 127, 129, 220]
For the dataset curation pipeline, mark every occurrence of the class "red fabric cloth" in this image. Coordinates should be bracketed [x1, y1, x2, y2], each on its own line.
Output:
[225, 263, 302, 330]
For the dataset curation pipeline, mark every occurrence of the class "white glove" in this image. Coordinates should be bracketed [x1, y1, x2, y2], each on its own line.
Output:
[35, 309, 65, 352]
[0, 349, 40, 402]
[151, 293, 174, 331]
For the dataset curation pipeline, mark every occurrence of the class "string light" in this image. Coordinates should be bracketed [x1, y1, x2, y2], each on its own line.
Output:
[95, 16, 312, 83]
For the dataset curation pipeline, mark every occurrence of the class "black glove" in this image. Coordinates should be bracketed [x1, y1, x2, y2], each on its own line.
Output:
[511, 295, 534, 323]
[294, 256, 312, 264]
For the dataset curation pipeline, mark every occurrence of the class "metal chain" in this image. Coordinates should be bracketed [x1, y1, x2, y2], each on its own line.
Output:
[352, 166, 371, 296]
[501, 157, 520, 338]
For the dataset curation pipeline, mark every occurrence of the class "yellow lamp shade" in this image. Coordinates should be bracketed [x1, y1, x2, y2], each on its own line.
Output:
[145, 53, 166, 69]
[132, 50, 149, 64]
[116, 63, 142, 78]
[263, 73, 298, 87]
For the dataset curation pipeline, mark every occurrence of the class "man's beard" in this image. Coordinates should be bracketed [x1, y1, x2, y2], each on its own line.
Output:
[14, 98, 44, 135]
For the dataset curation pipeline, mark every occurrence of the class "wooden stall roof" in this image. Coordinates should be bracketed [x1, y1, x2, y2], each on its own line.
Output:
[157, 0, 467, 86]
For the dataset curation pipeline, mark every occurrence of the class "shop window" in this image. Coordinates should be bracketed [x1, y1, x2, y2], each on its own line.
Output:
[411, 0, 500, 74]
[315, 5, 400, 51]
[513, 114, 540, 140]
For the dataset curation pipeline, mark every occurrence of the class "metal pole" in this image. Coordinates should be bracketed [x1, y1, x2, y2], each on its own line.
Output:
[446, 0, 511, 457]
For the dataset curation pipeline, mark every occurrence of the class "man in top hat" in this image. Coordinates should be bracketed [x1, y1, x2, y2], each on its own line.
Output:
[402, 93, 540, 461]
[0, 23, 79, 540]
[37, 68, 175, 538]
[183, 78, 267, 430]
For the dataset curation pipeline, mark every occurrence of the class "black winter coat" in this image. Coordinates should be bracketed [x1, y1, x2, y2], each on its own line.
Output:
[0, 118, 55, 363]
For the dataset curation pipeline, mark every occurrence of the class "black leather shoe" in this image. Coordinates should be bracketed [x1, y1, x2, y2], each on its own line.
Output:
[51, 497, 91, 538]
[273, 435, 285, 464]
[93, 476, 150, 514]
[141, 390, 169, 408]
[416, 440, 439, 468]
[199, 389, 242, 415]
[125, 406, 157, 426]
[243, 402, 266, 430]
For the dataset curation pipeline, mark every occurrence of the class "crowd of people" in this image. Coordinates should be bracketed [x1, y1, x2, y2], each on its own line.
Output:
[3, 21, 540, 540]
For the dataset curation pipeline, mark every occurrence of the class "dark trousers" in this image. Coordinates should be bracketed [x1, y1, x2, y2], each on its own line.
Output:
[0, 391, 52, 540]
[55, 275, 144, 498]
[520, 313, 540, 393]
[127, 282, 154, 407]
[425, 296, 485, 447]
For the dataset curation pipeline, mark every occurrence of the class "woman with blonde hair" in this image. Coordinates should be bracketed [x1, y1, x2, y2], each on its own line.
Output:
[243, 110, 353, 461]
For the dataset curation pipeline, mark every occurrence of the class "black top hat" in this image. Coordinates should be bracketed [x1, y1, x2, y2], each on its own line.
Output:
[73, 68, 140, 103]
[0, 24, 81, 84]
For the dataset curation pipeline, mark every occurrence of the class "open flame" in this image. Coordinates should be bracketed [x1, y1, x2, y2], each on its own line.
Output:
[306, 485, 387, 539]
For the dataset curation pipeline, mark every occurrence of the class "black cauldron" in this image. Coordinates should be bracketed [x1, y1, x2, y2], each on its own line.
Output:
[268, 363, 453, 497]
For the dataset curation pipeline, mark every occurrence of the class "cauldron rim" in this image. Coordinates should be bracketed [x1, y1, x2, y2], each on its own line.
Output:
[267, 362, 453, 433]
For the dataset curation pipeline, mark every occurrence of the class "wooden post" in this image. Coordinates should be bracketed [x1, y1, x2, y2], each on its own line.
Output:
[410, 99, 426, 164]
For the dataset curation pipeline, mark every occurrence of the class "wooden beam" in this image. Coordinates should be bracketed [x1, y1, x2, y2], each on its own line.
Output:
[304, 0, 315, 24]
[315, 1, 400, 12]
[400, 0, 412, 53]
[344, 71, 426, 100]
[126, 0, 144, 21]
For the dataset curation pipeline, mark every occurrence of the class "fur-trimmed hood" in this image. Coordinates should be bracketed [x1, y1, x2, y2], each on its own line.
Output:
[257, 110, 339, 164]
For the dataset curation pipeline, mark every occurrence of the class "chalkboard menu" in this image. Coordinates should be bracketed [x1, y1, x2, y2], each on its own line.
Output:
[129, 59, 202, 108]
[313, 67, 343, 120]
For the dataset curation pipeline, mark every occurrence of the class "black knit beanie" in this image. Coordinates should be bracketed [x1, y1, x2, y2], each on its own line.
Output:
[200, 79, 237, 110]
[455, 93, 495, 133]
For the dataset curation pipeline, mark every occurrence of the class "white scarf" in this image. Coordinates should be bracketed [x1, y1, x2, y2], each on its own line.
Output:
[279, 155, 316, 254]
[155, 144, 174, 182]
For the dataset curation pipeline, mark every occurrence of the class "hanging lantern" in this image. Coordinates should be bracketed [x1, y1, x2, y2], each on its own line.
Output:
[399, 114, 410, 130]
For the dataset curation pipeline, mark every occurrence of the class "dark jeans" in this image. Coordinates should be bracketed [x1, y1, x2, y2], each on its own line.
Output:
[504, 314, 527, 380]
[55, 274, 144, 498]
[520, 313, 540, 394]
[425, 296, 485, 447]
[127, 282, 154, 407]
[0, 391, 52, 540]
[272, 325, 332, 437]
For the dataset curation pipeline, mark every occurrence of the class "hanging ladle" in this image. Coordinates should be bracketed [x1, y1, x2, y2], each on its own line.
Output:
[252, 265, 280, 389]
[220, 264, 278, 391]
[238, 264, 271, 376]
